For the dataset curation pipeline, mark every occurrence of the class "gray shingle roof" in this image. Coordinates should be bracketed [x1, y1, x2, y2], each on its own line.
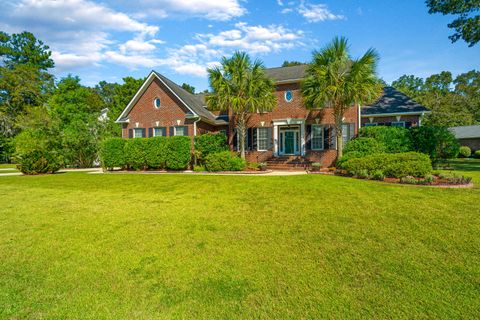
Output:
[362, 87, 430, 116]
[449, 125, 480, 139]
[264, 65, 307, 82]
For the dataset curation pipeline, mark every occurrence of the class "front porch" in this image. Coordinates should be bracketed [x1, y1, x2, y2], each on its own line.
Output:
[273, 119, 306, 157]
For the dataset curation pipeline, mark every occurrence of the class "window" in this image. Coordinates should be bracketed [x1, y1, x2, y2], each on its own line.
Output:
[364, 123, 377, 127]
[284, 90, 293, 102]
[342, 124, 354, 145]
[153, 127, 165, 137]
[133, 128, 144, 138]
[311, 125, 324, 150]
[391, 121, 405, 128]
[257, 128, 268, 151]
[174, 126, 187, 136]
[153, 97, 161, 108]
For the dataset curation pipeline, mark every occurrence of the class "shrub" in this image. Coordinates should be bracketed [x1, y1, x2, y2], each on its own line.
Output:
[164, 136, 191, 170]
[340, 138, 386, 166]
[459, 146, 471, 158]
[424, 174, 434, 184]
[204, 151, 246, 172]
[311, 162, 322, 171]
[124, 138, 148, 170]
[247, 162, 260, 170]
[99, 138, 126, 170]
[400, 176, 417, 184]
[258, 162, 267, 171]
[194, 133, 228, 162]
[475, 150, 480, 158]
[411, 126, 460, 163]
[193, 165, 205, 172]
[438, 172, 472, 185]
[356, 169, 370, 179]
[341, 152, 432, 178]
[15, 150, 63, 175]
[359, 126, 413, 153]
[145, 137, 167, 169]
[372, 170, 385, 181]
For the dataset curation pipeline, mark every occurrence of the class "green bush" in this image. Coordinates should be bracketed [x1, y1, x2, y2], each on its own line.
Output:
[400, 175, 417, 184]
[372, 170, 385, 181]
[339, 137, 387, 166]
[193, 165, 205, 172]
[194, 133, 228, 162]
[124, 138, 148, 170]
[205, 151, 246, 172]
[145, 137, 167, 169]
[15, 149, 63, 175]
[411, 126, 460, 162]
[359, 126, 413, 153]
[99, 138, 126, 170]
[164, 136, 191, 170]
[459, 146, 471, 158]
[475, 150, 480, 158]
[341, 152, 432, 178]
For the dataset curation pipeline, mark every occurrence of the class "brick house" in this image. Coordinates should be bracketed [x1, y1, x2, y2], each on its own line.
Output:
[116, 65, 428, 168]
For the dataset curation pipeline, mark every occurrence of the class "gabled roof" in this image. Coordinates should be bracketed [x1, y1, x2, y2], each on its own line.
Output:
[264, 65, 307, 83]
[361, 86, 430, 116]
[449, 125, 480, 139]
[116, 71, 226, 125]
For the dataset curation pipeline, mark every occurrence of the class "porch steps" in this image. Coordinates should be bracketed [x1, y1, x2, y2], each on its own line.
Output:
[266, 156, 312, 171]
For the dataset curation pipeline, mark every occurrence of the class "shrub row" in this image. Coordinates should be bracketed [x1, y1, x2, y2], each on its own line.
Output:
[340, 152, 432, 178]
[194, 133, 228, 162]
[100, 136, 191, 170]
[204, 151, 246, 172]
[358, 126, 413, 153]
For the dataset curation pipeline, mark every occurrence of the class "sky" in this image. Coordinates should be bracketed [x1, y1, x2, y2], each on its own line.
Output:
[1, 0, 479, 91]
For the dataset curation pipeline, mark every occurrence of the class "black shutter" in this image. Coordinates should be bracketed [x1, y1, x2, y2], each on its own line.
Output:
[142, 128, 146, 138]
[148, 128, 153, 137]
[306, 125, 312, 150]
[232, 129, 238, 151]
[128, 128, 133, 138]
[267, 127, 273, 150]
[161, 127, 167, 136]
[323, 126, 330, 150]
[169, 127, 174, 136]
[184, 126, 189, 136]
[405, 122, 412, 129]
[246, 128, 252, 151]
[252, 128, 257, 151]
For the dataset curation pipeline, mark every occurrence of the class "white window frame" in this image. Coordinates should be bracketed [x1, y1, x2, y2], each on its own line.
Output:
[153, 127, 165, 137]
[174, 126, 187, 136]
[257, 128, 269, 151]
[391, 121, 405, 128]
[284, 90, 293, 102]
[153, 97, 161, 109]
[311, 124, 324, 151]
[133, 128, 143, 138]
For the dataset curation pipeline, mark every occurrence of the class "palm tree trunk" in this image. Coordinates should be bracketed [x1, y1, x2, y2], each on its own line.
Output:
[334, 105, 344, 160]
[237, 113, 247, 160]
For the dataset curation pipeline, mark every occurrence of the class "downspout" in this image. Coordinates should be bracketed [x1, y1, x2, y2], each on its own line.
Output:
[193, 116, 201, 166]
[358, 103, 362, 133]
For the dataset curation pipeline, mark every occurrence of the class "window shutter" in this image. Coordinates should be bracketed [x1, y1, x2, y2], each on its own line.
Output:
[306, 125, 312, 150]
[267, 127, 273, 150]
[323, 126, 329, 150]
[128, 128, 133, 138]
[142, 128, 146, 138]
[233, 129, 238, 151]
[252, 128, 257, 151]
[349, 123, 355, 140]
[148, 128, 153, 137]
[161, 127, 167, 136]
[169, 127, 174, 136]
[184, 126, 189, 136]
[246, 128, 251, 151]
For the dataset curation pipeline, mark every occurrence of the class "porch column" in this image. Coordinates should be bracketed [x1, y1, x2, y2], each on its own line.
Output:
[300, 121, 306, 156]
[273, 125, 278, 156]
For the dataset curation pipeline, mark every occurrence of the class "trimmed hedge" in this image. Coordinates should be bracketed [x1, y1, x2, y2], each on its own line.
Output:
[145, 137, 168, 169]
[15, 150, 63, 175]
[164, 136, 191, 170]
[124, 138, 149, 170]
[339, 137, 386, 165]
[204, 151, 246, 172]
[99, 138, 126, 170]
[459, 146, 471, 158]
[194, 133, 228, 162]
[341, 152, 432, 178]
[359, 126, 413, 153]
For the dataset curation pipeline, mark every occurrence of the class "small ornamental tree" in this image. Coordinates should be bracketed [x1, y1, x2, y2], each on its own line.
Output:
[206, 52, 277, 159]
[411, 126, 460, 163]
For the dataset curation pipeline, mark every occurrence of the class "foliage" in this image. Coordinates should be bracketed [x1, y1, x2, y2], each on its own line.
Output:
[281, 60, 304, 67]
[15, 149, 62, 175]
[311, 162, 322, 171]
[344, 137, 386, 157]
[194, 133, 228, 162]
[206, 51, 276, 159]
[193, 165, 205, 172]
[400, 176, 417, 184]
[301, 37, 382, 159]
[145, 137, 168, 169]
[204, 151, 247, 171]
[411, 126, 460, 162]
[181, 83, 195, 94]
[424, 174, 435, 184]
[0, 136, 13, 163]
[124, 138, 148, 170]
[459, 146, 472, 158]
[99, 138, 126, 170]
[372, 170, 385, 181]
[426, 0, 480, 46]
[476, 150, 480, 158]
[438, 172, 473, 184]
[164, 136, 191, 170]
[341, 152, 432, 178]
[358, 126, 413, 153]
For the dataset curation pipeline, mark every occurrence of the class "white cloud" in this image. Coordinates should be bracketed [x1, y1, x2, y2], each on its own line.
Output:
[137, 0, 245, 21]
[298, 3, 345, 22]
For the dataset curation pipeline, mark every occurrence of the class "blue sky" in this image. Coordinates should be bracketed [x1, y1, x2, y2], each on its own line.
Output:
[1, 0, 479, 91]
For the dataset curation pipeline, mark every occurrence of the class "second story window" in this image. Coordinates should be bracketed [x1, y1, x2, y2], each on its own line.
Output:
[284, 90, 293, 102]
[154, 97, 161, 108]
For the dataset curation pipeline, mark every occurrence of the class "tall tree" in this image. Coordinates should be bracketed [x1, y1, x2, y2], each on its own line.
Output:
[426, 0, 480, 46]
[206, 51, 277, 159]
[181, 83, 195, 94]
[281, 60, 304, 67]
[392, 75, 425, 98]
[301, 37, 381, 159]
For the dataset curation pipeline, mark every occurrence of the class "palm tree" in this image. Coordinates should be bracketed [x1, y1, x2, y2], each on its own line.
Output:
[206, 51, 277, 159]
[301, 37, 382, 159]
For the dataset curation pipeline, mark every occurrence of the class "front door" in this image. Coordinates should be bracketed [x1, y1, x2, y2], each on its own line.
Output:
[280, 129, 299, 155]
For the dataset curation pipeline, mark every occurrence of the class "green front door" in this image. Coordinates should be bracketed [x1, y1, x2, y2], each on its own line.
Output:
[284, 131, 295, 154]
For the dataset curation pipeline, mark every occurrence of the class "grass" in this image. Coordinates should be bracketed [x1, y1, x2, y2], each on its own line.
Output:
[0, 163, 16, 169]
[0, 165, 479, 319]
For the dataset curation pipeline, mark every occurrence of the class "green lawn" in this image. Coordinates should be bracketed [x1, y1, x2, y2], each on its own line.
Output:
[0, 165, 479, 319]
[0, 164, 16, 169]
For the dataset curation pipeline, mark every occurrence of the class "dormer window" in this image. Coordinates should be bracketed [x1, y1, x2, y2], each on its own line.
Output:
[284, 90, 293, 102]
[154, 97, 161, 108]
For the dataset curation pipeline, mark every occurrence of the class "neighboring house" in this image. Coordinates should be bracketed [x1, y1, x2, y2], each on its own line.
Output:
[116, 65, 359, 168]
[449, 125, 480, 152]
[361, 86, 430, 128]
